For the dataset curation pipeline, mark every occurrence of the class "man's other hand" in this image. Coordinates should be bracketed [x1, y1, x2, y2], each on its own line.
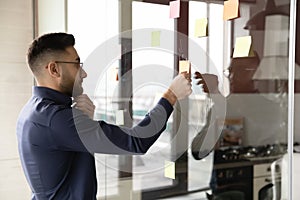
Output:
[73, 94, 96, 119]
[194, 72, 219, 94]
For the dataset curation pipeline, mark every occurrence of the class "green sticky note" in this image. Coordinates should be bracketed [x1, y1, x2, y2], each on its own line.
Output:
[151, 31, 161, 47]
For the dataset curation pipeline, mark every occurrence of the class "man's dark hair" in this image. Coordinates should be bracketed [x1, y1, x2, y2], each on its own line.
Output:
[27, 32, 75, 75]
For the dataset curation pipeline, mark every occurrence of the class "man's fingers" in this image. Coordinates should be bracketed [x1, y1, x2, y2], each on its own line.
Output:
[75, 103, 95, 112]
[194, 71, 202, 79]
[197, 79, 204, 85]
[74, 94, 93, 104]
[180, 71, 192, 81]
[73, 94, 95, 119]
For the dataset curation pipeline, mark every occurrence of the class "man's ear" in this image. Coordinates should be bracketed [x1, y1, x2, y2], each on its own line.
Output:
[46, 62, 61, 78]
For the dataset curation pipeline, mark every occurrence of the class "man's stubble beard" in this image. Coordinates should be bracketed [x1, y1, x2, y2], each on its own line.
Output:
[60, 76, 83, 97]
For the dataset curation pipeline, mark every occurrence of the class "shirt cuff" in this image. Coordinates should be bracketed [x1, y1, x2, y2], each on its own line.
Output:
[158, 98, 174, 116]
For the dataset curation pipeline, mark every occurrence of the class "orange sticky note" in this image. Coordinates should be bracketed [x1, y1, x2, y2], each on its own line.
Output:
[169, 0, 180, 19]
[195, 18, 208, 37]
[223, 0, 240, 21]
[233, 36, 254, 58]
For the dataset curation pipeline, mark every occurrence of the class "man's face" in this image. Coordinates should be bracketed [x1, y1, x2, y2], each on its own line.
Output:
[228, 66, 257, 93]
[226, 55, 260, 93]
[58, 46, 87, 97]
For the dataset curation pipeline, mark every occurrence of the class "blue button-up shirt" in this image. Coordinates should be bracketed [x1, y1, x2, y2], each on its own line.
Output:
[17, 87, 173, 200]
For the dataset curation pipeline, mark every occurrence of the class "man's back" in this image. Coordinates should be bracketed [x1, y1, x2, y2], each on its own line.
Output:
[17, 87, 97, 199]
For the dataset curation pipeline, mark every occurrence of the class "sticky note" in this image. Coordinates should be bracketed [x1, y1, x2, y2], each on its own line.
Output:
[179, 60, 191, 74]
[151, 31, 161, 47]
[223, 0, 240, 21]
[164, 161, 175, 179]
[116, 110, 124, 125]
[153, 93, 163, 107]
[195, 18, 208, 37]
[169, 0, 180, 19]
[117, 44, 122, 60]
[233, 36, 254, 58]
[109, 66, 119, 81]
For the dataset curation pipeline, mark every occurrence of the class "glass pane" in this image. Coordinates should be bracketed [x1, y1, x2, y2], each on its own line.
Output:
[132, 2, 175, 191]
[188, 1, 293, 200]
[188, 1, 226, 191]
[68, 0, 120, 199]
[67, 0, 297, 199]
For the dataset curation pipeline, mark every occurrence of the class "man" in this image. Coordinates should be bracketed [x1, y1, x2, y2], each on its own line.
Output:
[191, 73, 222, 160]
[226, 52, 260, 93]
[17, 32, 192, 199]
[191, 51, 261, 160]
[191, 53, 260, 199]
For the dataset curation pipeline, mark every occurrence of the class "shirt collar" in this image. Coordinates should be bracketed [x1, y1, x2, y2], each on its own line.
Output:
[33, 86, 73, 106]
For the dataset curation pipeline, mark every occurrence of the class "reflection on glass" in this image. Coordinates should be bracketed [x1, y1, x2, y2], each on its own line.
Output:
[67, 0, 295, 199]
[68, 1, 120, 199]
[189, 1, 291, 200]
[188, 1, 226, 192]
[132, 2, 175, 191]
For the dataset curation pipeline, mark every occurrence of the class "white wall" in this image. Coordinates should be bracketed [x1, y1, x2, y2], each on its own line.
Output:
[0, 0, 33, 199]
[38, 0, 66, 36]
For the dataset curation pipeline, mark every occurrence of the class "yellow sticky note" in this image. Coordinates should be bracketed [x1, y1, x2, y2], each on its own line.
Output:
[151, 31, 161, 47]
[169, 0, 180, 19]
[233, 36, 253, 58]
[223, 0, 240, 21]
[195, 18, 208, 37]
[179, 60, 191, 74]
[164, 161, 175, 179]
[116, 110, 124, 125]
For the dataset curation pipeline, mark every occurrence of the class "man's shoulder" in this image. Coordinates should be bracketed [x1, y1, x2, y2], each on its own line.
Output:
[19, 96, 72, 127]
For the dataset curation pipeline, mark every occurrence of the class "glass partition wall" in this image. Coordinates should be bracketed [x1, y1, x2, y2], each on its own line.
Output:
[131, 2, 175, 193]
[36, 0, 298, 199]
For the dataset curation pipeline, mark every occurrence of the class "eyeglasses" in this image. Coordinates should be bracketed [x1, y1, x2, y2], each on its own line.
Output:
[55, 61, 83, 68]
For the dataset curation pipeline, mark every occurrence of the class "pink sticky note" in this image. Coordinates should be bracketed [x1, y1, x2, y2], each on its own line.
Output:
[169, 0, 180, 19]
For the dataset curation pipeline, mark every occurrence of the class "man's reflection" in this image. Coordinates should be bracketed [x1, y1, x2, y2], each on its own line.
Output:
[191, 52, 260, 200]
[225, 51, 260, 94]
[191, 52, 260, 159]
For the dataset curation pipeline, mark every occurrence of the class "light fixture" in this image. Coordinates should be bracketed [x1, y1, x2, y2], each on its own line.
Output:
[244, 0, 289, 30]
[251, 14, 299, 94]
[252, 13, 291, 81]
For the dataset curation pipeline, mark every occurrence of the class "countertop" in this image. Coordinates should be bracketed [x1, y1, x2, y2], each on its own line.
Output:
[213, 154, 284, 170]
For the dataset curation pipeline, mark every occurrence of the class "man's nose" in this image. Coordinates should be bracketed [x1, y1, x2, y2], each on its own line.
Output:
[80, 68, 87, 78]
